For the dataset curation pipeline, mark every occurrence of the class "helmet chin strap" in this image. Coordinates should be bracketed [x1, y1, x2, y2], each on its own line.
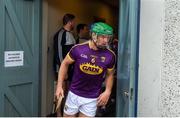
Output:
[92, 38, 107, 50]
[97, 44, 107, 50]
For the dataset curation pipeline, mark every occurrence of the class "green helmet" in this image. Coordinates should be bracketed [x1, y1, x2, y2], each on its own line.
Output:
[91, 22, 113, 35]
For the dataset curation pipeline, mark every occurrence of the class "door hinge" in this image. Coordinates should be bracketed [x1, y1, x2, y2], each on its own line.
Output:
[130, 88, 133, 100]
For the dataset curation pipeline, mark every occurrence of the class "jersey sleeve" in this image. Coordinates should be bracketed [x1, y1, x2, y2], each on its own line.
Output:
[107, 53, 116, 71]
[67, 45, 78, 61]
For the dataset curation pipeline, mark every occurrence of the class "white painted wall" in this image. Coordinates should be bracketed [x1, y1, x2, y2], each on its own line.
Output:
[139, 0, 180, 116]
[161, 0, 180, 116]
[138, 0, 164, 116]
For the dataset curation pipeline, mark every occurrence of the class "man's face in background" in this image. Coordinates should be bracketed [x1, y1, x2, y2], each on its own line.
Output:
[80, 26, 90, 39]
[69, 19, 76, 31]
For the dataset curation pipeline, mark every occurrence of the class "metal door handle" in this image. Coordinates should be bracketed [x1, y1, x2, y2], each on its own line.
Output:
[124, 91, 129, 97]
[123, 88, 133, 99]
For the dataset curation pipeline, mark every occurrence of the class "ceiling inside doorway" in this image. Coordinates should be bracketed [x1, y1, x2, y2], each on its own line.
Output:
[102, 0, 119, 8]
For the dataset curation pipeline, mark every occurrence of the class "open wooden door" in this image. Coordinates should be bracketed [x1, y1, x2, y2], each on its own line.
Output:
[116, 0, 140, 116]
[0, 0, 41, 116]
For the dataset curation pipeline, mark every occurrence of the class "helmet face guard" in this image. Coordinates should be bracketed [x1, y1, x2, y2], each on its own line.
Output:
[92, 33, 113, 50]
[91, 22, 113, 49]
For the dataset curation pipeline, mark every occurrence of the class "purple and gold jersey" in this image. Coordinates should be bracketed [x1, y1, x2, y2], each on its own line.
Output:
[67, 41, 116, 98]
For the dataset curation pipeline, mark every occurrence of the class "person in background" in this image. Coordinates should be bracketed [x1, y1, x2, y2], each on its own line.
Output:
[76, 23, 90, 44]
[58, 13, 76, 64]
[55, 22, 116, 117]
[53, 13, 76, 116]
[112, 35, 118, 54]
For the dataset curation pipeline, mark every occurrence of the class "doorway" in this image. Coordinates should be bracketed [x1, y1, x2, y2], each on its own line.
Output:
[41, 0, 140, 117]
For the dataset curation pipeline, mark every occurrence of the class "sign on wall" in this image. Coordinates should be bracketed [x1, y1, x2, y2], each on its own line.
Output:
[4, 51, 24, 67]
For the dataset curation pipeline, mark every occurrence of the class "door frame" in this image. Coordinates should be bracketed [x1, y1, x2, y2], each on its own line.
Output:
[116, 0, 140, 116]
[40, 0, 49, 116]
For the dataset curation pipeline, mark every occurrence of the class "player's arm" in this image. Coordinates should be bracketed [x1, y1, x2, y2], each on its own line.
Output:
[55, 54, 74, 99]
[105, 68, 114, 95]
[97, 68, 114, 106]
[105, 52, 116, 96]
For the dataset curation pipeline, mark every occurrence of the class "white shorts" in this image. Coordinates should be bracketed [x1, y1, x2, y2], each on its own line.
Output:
[64, 91, 97, 117]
